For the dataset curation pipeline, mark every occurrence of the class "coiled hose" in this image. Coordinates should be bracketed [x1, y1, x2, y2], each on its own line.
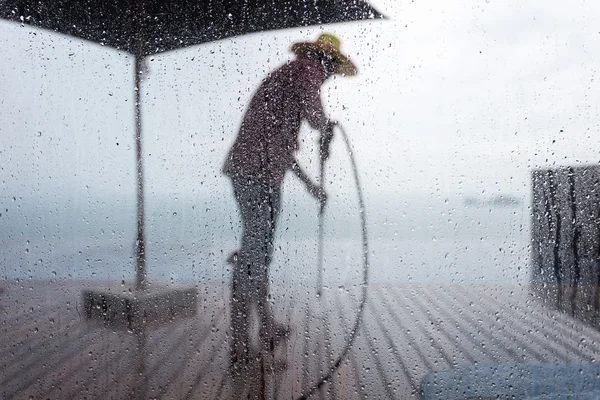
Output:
[297, 123, 370, 400]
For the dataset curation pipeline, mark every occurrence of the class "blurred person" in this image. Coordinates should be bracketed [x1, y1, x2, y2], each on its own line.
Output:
[222, 33, 357, 395]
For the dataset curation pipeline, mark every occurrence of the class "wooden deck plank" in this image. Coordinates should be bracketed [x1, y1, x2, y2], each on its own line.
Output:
[273, 288, 298, 399]
[2, 325, 103, 397]
[17, 327, 126, 398]
[374, 287, 445, 391]
[330, 289, 366, 400]
[139, 322, 193, 397]
[183, 337, 229, 400]
[0, 298, 81, 370]
[300, 301, 314, 396]
[161, 314, 227, 399]
[480, 287, 600, 358]
[435, 285, 572, 363]
[0, 306, 79, 359]
[5, 282, 600, 399]
[377, 287, 454, 371]
[359, 310, 401, 399]
[336, 290, 395, 400]
[410, 285, 518, 364]
[374, 286, 472, 369]
[61, 330, 137, 399]
[283, 290, 318, 400]
[276, 285, 310, 399]
[181, 292, 229, 400]
[165, 316, 228, 400]
[166, 295, 228, 399]
[316, 298, 328, 400]
[83, 323, 179, 399]
[157, 315, 225, 399]
[321, 291, 338, 400]
[417, 286, 542, 363]
[367, 288, 431, 395]
[306, 293, 328, 400]
[469, 288, 595, 362]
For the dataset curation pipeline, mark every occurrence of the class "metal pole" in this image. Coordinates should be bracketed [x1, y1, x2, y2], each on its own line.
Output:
[134, 55, 146, 290]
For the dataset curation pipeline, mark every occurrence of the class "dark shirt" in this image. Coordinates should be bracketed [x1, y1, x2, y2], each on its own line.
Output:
[223, 56, 330, 186]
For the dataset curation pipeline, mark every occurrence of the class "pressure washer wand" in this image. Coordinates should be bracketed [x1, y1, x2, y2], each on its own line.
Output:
[316, 154, 325, 297]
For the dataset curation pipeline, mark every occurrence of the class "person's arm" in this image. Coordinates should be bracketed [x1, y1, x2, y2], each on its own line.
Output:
[299, 68, 335, 161]
[290, 159, 313, 189]
[300, 84, 329, 133]
[291, 159, 327, 212]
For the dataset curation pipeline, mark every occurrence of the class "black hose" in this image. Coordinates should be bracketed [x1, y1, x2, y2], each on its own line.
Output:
[296, 123, 370, 400]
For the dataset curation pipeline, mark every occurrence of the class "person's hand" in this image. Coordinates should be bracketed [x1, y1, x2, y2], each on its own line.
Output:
[319, 122, 335, 161]
[309, 184, 327, 214]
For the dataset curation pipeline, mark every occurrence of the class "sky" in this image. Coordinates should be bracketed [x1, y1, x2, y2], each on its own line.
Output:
[1, 0, 599, 282]
[2, 0, 600, 204]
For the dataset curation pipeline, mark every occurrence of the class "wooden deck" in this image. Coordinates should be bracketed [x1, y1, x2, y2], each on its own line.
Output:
[2, 281, 600, 399]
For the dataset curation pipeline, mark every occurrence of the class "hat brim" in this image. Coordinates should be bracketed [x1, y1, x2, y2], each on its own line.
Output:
[292, 42, 358, 76]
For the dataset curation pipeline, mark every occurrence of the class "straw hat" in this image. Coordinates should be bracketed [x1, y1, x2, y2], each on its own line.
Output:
[291, 33, 358, 76]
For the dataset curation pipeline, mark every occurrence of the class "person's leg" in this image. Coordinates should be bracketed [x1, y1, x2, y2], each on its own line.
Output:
[229, 177, 258, 396]
[234, 178, 284, 396]
[230, 176, 281, 397]
[234, 178, 279, 312]
[252, 183, 282, 398]
[239, 181, 289, 341]
[257, 185, 287, 335]
[230, 260, 250, 363]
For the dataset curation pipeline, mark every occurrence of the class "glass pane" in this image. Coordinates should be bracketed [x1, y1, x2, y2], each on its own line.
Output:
[3, 0, 600, 398]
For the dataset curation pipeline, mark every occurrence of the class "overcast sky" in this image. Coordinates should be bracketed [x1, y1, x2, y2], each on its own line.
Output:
[3, 0, 600, 206]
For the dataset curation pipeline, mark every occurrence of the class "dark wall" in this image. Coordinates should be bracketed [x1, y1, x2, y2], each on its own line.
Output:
[531, 165, 600, 325]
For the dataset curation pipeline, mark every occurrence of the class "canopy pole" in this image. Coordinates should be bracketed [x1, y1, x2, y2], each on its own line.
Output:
[134, 55, 146, 290]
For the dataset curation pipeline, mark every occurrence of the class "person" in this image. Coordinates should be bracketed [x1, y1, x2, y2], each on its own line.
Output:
[222, 33, 357, 395]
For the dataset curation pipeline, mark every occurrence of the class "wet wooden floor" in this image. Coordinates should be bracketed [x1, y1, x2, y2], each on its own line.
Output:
[2, 281, 600, 399]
